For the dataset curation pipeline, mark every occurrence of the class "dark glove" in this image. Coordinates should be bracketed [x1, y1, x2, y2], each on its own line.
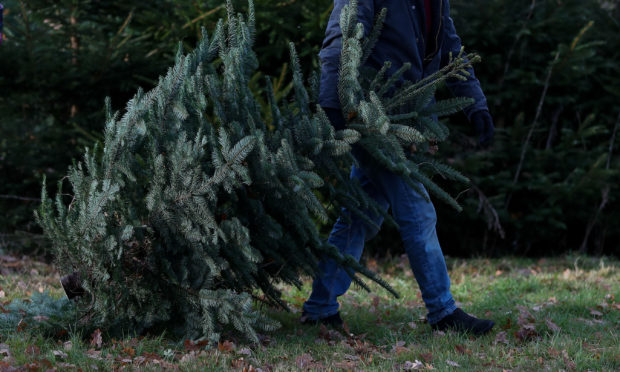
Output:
[471, 110, 494, 148]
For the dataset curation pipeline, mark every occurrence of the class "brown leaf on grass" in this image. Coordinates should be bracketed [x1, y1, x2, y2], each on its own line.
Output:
[342, 321, 351, 335]
[515, 323, 538, 342]
[516, 305, 535, 326]
[90, 329, 103, 349]
[119, 358, 133, 365]
[295, 353, 314, 369]
[0, 361, 15, 372]
[446, 359, 460, 367]
[257, 333, 271, 346]
[420, 352, 433, 363]
[52, 350, 68, 359]
[494, 331, 509, 345]
[502, 317, 513, 330]
[25, 345, 39, 356]
[562, 349, 576, 371]
[318, 323, 344, 343]
[391, 340, 409, 355]
[23, 362, 40, 371]
[576, 317, 605, 326]
[218, 340, 235, 353]
[86, 349, 103, 360]
[39, 358, 53, 369]
[16, 319, 28, 332]
[0, 343, 10, 358]
[589, 309, 603, 317]
[403, 360, 425, 370]
[57, 362, 77, 369]
[180, 351, 197, 364]
[545, 319, 561, 332]
[333, 360, 358, 370]
[133, 355, 147, 366]
[0, 255, 18, 263]
[184, 339, 209, 352]
[141, 351, 163, 363]
[454, 344, 470, 355]
[122, 346, 136, 357]
[238, 347, 252, 356]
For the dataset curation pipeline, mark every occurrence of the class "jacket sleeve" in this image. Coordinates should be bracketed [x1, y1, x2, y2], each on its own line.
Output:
[318, 0, 375, 110]
[440, 0, 488, 120]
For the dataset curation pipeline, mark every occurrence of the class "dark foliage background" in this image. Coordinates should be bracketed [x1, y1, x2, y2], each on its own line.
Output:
[1, 0, 618, 256]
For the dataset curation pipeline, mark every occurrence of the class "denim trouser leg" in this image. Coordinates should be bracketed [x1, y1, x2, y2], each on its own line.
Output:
[369, 168, 456, 324]
[302, 162, 456, 324]
[303, 165, 388, 318]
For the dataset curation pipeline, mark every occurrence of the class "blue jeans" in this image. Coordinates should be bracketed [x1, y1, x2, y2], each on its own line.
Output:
[302, 158, 456, 324]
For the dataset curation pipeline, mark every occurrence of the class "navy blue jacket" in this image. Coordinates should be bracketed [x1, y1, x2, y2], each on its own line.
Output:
[318, 0, 488, 120]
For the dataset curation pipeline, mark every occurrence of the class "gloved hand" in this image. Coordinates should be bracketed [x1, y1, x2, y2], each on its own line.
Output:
[471, 110, 494, 148]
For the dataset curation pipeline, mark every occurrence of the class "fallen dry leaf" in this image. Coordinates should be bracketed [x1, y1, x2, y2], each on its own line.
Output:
[295, 353, 314, 369]
[446, 359, 460, 367]
[333, 360, 357, 369]
[590, 309, 603, 317]
[180, 352, 197, 364]
[218, 340, 235, 353]
[545, 319, 561, 332]
[392, 340, 409, 355]
[16, 319, 28, 332]
[562, 349, 576, 371]
[238, 347, 252, 356]
[122, 346, 136, 357]
[52, 350, 69, 359]
[184, 339, 209, 351]
[0, 344, 10, 358]
[454, 344, 470, 355]
[420, 352, 433, 363]
[32, 315, 49, 322]
[494, 331, 509, 345]
[515, 323, 538, 342]
[86, 349, 103, 360]
[25, 345, 39, 356]
[403, 359, 425, 370]
[90, 329, 103, 349]
[516, 305, 535, 326]
[57, 362, 77, 369]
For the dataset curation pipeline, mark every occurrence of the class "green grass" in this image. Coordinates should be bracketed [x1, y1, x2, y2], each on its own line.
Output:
[1, 255, 618, 371]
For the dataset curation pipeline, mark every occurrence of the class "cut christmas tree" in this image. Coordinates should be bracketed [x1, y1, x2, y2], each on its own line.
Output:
[36, 0, 477, 343]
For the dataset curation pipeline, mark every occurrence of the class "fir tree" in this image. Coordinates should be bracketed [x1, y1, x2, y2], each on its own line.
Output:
[36, 0, 477, 343]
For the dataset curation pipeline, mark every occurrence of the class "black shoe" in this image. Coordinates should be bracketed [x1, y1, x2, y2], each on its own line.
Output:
[431, 308, 494, 336]
[60, 271, 86, 300]
[299, 311, 344, 327]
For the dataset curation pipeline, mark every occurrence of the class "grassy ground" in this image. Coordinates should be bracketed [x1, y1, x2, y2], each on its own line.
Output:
[0, 254, 618, 371]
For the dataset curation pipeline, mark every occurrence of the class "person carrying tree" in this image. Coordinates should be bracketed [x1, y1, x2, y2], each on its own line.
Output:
[300, 0, 496, 335]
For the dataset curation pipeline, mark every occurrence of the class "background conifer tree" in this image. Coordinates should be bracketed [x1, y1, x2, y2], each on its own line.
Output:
[36, 0, 477, 342]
